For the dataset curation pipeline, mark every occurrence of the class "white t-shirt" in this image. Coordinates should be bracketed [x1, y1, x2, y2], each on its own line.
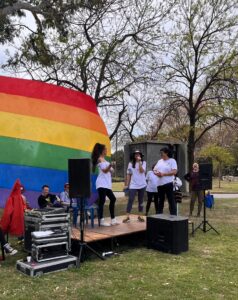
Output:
[96, 161, 112, 189]
[154, 158, 177, 186]
[146, 170, 159, 192]
[127, 161, 147, 189]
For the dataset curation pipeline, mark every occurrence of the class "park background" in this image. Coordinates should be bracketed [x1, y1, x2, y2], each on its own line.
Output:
[1, 1, 238, 299]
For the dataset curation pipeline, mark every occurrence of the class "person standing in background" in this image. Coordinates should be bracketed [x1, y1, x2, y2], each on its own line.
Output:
[123, 150, 147, 223]
[145, 164, 159, 216]
[184, 163, 203, 217]
[154, 147, 177, 215]
[92, 143, 119, 226]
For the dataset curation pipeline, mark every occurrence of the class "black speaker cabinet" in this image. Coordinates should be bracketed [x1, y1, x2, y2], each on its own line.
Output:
[68, 159, 91, 198]
[199, 163, 213, 190]
[147, 214, 188, 254]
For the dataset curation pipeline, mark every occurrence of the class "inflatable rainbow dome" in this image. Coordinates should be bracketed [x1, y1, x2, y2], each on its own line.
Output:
[0, 76, 110, 207]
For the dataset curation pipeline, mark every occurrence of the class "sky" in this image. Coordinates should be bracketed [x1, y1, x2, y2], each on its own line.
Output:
[0, 11, 36, 76]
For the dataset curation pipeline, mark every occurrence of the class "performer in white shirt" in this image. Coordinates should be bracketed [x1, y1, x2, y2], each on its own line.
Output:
[154, 147, 177, 215]
[123, 150, 147, 223]
[145, 164, 159, 215]
[92, 143, 119, 226]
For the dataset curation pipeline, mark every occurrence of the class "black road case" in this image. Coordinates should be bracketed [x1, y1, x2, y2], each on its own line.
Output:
[24, 209, 71, 252]
[16, 255, 77, 277]
[32, 242, 69, 262]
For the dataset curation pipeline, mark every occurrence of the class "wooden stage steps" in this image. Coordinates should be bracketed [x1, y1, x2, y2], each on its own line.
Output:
[71, 215, 146, 243]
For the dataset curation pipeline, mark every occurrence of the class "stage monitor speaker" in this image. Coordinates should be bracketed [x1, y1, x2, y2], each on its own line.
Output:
[147, 214, 188, 254]
[68, 159, 91, 198]
[199, 163, 212, 190]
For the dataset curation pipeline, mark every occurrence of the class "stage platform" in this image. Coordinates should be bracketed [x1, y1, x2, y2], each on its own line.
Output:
[71, 215, 146, 243]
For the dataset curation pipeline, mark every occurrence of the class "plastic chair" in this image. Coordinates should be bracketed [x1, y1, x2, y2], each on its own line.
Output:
[72, 198, 99, 228]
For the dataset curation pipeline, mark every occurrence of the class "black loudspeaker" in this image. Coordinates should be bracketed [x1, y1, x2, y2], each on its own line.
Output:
[68, 159, 91, 198]
[199, 163, 212, 190]
[147, 214, 188, 254]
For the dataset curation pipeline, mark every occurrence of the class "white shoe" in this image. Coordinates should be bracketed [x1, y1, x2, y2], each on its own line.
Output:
[100, 218, 111, 227]
[111, 218, 120, 225]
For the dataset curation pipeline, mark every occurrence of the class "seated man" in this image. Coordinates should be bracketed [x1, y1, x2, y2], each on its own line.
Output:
[0, 227, 17, 256]
[38, 185, 62, 209]
[59, 183, 71, 207]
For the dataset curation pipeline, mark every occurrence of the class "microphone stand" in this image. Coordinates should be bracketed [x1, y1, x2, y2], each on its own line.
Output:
[77, 197, 105, 267]
[193, 190, 219, 235]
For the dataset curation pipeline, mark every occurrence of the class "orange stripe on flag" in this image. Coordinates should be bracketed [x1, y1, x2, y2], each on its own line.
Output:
[0, 93, 108, 135]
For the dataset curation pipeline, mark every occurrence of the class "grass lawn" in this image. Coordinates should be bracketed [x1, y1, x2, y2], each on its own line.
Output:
[112, 178, 238, 193]
[0, 197, 238, 299]
[211, 178, 238, 193]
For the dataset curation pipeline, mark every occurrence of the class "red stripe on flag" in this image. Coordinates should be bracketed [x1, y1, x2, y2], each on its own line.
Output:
[0, 76, 98, 114]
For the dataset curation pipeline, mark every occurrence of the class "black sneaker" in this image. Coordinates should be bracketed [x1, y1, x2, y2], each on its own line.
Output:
[3, 243, 18, 255]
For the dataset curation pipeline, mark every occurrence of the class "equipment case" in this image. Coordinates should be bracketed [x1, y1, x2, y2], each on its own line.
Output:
[32, 242, 69, 262]
[24, 209, 71, 252]
[16, 255, 77, 277]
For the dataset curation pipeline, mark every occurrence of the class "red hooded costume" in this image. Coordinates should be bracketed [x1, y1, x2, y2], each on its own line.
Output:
[0, 179, 25, 236]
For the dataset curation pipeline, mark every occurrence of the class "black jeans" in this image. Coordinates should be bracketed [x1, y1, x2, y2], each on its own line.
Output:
[146, 192, 159, 215]
[97, 188, 116, 219]
[0, 228, 7, 247]
[157, 182, 177, 215]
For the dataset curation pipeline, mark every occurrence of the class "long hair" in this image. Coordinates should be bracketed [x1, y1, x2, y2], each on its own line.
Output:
[91, 143, 106, 172]
[131, 153, 144, 168]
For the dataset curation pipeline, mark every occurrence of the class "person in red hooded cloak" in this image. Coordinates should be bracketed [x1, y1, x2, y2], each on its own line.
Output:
[0, 179, 25, 236]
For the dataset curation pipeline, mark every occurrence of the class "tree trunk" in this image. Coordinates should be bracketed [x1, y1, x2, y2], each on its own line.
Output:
[218, 162, 221, 188]
[187, 114, 196, 172]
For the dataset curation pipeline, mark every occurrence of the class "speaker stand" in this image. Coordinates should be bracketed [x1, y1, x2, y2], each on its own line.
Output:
[193, 191, 219, 235]
[76, 197, 105, 267]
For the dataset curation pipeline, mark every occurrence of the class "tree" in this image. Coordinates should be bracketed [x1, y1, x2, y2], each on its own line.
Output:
[158, 0, 238, 171]
[0, 0, 107, 43]
[3, 0, 175, 139]
[111, 149, 124, 178]
[199, 144, 235, 188]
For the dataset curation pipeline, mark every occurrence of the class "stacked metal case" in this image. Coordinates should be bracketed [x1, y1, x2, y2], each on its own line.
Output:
[24, 208, 71, 257]
[17, 208, 77, 276]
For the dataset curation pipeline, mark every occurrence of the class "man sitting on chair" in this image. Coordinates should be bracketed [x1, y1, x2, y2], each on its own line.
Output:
[38, 185, 62, 209]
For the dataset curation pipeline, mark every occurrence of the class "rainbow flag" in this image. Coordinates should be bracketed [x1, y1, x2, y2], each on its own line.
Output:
[0, 76, 110, 207]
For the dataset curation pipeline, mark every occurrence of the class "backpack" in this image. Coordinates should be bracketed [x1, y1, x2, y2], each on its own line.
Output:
[205, 193, 214, 209]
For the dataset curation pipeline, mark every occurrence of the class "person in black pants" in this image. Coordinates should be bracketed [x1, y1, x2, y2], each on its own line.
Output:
[154, 147, 178, 215]
[145, 164, 159, 215]
[92, 143, 119, 226]
[0, 227, 17, 256]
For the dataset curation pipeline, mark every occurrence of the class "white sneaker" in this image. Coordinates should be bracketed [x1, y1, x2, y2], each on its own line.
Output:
[4, 243, 18, 255]
[100, 218, 111, 227]
[111, 218, 120, 225]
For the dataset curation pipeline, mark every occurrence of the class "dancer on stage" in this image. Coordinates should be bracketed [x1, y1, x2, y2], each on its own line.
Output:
[145, 164, 159, 215]
[123, 150, 147, 223]
[92, 143, 119, 226]
[154, 147, 177, 215]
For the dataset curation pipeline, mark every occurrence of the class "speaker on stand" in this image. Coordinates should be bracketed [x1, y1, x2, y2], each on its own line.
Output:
[193, 163, 219, 235]
[68, 159, 104, 266]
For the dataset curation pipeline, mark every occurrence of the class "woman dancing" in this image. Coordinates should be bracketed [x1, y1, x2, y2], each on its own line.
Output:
[92, 143, 119, 226]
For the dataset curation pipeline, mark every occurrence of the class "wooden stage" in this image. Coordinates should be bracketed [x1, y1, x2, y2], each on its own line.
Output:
[71, 215, 146, 243]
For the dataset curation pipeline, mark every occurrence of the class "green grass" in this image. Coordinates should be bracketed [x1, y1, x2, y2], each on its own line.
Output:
[113, 178, 238, 193]
[112, 181, 124, 191]
[0, 198, 238, 300]
[211, 178, 238, 193]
